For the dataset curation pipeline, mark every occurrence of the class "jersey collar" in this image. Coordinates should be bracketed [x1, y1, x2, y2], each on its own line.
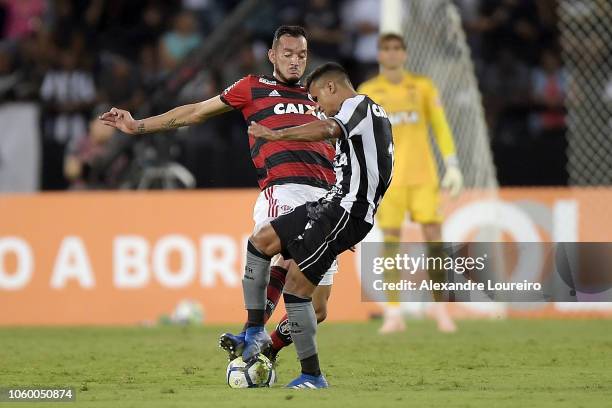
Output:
[264, 74, 302, 88]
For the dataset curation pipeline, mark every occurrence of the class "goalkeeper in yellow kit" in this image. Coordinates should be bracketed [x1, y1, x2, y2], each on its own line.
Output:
[358, 33, 463, 334]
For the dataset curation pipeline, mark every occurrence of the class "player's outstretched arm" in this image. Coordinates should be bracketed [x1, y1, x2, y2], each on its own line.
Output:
[248, 119, 341, 142]
[99, 95, 232, 135]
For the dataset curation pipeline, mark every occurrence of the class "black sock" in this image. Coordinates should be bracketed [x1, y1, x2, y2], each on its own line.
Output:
[300, 354, 321, 377]
[246, 309, 265, 328]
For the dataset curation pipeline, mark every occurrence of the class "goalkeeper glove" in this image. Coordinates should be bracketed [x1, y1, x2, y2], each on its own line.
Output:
[441, 155, 463, 198]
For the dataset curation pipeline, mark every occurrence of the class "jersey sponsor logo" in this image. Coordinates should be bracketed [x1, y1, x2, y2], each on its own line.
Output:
[371, 103, 388, 118]
[388, 110, 419, 125]
[268, 90, 281, 97]
[273, 103, 324, 119]
[259, 77, 277, 85]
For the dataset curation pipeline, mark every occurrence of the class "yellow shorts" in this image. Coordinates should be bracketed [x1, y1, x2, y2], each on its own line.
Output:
[376, 184, 443, 228]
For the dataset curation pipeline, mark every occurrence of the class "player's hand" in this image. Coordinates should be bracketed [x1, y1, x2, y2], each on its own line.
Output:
[248, 121, 278, 140]
[441, 161, 464, 198]
[98, 107, 138, 135]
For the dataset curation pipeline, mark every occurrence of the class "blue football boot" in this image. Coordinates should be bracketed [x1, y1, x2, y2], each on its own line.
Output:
[242, 326, 272, 362]
[286, 373, 329, 389]
[219, 331, 245, 361]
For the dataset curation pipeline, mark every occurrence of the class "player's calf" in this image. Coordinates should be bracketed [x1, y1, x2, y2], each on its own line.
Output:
[267, 297, 329, 362]
[219, 264, 287, 361]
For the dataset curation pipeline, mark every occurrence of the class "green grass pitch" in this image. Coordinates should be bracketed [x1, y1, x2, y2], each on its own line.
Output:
[1, 320, 611, 407]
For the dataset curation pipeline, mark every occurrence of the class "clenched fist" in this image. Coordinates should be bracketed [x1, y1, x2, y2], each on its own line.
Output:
[248, 121, 279, 140]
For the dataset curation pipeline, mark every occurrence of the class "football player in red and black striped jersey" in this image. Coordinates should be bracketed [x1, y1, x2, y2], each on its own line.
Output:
[100, 26, 337, 363]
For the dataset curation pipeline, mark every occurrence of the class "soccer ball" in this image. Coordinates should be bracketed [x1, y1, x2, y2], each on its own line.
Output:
[171, 299, 204, 325]
[226, 355, 276, 388]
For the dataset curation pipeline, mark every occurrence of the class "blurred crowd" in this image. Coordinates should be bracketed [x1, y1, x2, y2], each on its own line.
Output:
[0, 0, 567, 190]
[459, 0, 567, 185]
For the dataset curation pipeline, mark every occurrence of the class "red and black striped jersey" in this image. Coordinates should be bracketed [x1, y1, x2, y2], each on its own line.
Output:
[220, 74, 335, 190]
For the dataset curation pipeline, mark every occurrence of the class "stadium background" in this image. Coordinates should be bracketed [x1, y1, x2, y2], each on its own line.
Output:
[1, 0, 611, 326]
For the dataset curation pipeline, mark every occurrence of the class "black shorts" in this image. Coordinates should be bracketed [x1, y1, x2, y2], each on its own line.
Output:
[270, 200, 372, 285]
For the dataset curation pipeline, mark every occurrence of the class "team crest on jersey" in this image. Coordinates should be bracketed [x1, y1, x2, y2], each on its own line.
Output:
[259, 77, 277, 85]
[279, 204, 293, 215]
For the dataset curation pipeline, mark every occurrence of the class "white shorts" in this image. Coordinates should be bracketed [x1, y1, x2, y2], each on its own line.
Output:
[253, 183, 338, 285]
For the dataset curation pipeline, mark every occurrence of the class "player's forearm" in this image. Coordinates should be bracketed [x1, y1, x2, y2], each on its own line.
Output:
[274, 119, 339, 141]
[430, 109, 457, 158]
[135, 96, 231, 134]
[135, 104, 199, 134]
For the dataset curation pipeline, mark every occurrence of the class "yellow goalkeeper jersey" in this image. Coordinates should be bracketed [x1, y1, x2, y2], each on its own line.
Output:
[358, 71, 456, 187]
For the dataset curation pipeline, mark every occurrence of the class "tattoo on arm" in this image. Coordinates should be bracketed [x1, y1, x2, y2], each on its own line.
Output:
[137, 122, 145, 134]
[162, 118, 188, 130]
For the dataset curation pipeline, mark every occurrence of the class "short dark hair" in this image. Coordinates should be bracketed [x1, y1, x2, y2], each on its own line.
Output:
[306, 62, 351, 89]
[378, 33, 407, 50]
[272, 25, 307, 47]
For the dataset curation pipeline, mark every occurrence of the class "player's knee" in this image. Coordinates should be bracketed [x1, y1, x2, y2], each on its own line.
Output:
[249, 234, 264, 254]
[250, 225, 281, 257]
[283, 273, 300, 295]
[284, 276, 314, 299]
[249, 231, 271, 256]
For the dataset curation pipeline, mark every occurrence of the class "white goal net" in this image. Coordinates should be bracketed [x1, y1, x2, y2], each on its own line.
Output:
[392, 0, 497, 190]
[378, 0, 504, 317]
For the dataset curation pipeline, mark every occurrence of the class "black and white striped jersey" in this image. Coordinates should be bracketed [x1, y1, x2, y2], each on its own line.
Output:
[325, 94, 394, 224]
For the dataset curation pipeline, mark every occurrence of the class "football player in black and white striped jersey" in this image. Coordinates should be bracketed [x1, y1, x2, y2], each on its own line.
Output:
[243, 63, 394, 389]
